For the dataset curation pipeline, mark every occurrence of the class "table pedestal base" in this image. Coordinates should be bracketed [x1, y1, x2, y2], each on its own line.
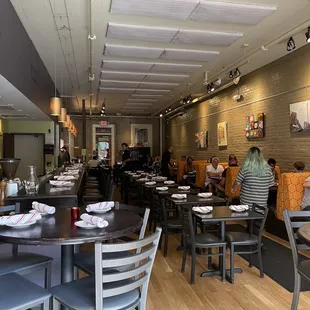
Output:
[61, 245, 74, 284]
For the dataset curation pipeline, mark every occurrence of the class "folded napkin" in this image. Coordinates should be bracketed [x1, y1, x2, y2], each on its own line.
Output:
[164, 181, 175, 184]
[171, 194, 187, 199]
[32, 201, 55, 214]
[198, 193, 212, 198]
[49, 187, 71, 193]
[50, 180, 74, 187]
[137, 178, 149, 182]
[153, 177, 167, 181]
[145, 181, 156, 185]
[63, 171, 79, 176]
[156, 187, 169, 191]
[0, 213, 42, 225]
[86, 201, 114, 212]
[229, 205, 249, 212]
[80, 213, 109, 228]
[54, 175, 75, 181]
[193, 206, 213, 213]
[178, 186, 190, 191]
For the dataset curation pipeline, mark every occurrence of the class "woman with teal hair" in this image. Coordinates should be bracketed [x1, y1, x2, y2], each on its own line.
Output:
[232, 147, 274, 207]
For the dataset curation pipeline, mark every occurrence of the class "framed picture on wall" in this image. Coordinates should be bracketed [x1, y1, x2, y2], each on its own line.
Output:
[245, 113, 264, 139]
[195, 131, 208, 148]
[130, 124, 153, 153]
[289, 100, 310, 132]
[217, 122, 228, 146]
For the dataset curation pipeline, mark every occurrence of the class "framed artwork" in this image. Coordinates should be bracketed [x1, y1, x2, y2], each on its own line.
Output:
[289, 100, 310, 132]
[130, 124, 153, 152]
[245, 113, 264, 139]
[217, 122, 228, 146]
[195, 131, 208, 148]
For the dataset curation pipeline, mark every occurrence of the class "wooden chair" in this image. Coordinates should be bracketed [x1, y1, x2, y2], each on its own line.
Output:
[51, 228, 162, 310]
[283, 210, 310, 310]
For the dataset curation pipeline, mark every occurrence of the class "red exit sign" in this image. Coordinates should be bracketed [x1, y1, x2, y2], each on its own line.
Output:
[100, 120, 108, 126]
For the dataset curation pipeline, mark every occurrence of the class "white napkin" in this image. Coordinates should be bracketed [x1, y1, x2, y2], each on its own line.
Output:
[0, 213, 42, 225]
[178, 186, 190, 191]
[137, 178, 149, 182]
[193, 206, 213, 213]
[156, 187, 169, 191]
[63, 171, 79, 175]
[171, 194, 187, 199]
[229, 205, 249, 212]
[164, 180, 175, 184]
[145, 181, 156, 185]
[153, 176, 167, 181]
[198, 193, 213, 198]
[49, 187, 71, 193]
[32, 201, 55, 214]
[80, 213, 109, 228]
[86, 201, 115, 212]
[50, 180, 74, 187]
[54, 175, 75, 181]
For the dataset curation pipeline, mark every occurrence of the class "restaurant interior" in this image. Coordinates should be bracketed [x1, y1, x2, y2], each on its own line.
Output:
[1, 0, 310, 309]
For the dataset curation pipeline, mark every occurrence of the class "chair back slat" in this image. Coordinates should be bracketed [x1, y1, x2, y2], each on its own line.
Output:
[291, 222, 310, 228]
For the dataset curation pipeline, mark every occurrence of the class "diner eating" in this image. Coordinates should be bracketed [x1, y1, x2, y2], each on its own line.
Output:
[1, 0, 310, 309]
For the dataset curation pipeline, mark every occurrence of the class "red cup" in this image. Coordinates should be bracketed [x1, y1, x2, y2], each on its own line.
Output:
[71, 207, 80, 220]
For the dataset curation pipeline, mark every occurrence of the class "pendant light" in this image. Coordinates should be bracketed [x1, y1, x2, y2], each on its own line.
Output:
[58, 107, 67, 122]
[66, 115, 71, 129]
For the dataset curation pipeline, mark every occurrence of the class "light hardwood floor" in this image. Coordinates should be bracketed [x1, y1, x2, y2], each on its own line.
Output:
[146, 233, 310, 310]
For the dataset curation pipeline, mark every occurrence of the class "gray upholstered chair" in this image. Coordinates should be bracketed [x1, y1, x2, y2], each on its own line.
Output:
[51, 228, 162, 310]
[74, 203, 150, 276]
[0, 273, 51, 309]
[283, 209, 310, 310]
[0, 204, 53, 289]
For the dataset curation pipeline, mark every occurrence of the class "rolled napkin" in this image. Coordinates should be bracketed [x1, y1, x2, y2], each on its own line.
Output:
[198, 192, 213, 198]
[193, 206, 213, 213]
[156, 187, 169, 191]
[178, 186, 190, 191]
[32, 201, 55, 214]
[0, 213, 42, 225]
[50, 180, 74, 187]
[145, 181, 156, 186]
[54, 175, 75, 181]
[80, 213, 109, 228]
[229, 205, 249, 212]
[86, 201, 114, 212]
[164, 180, 175, 185]
[171, 194, 187, 199]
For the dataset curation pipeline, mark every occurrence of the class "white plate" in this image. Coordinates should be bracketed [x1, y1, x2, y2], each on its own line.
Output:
[75, 221, 97, 229]
[6, 220, 36, 228]
[29, 210, 48, 216]
[90, 207, 112, 214]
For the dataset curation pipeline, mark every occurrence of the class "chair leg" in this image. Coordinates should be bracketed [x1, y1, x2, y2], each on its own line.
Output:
[181, 243, 187, 273]
[164, 228, 169, 257]
[53, 298, 60, 310]
[222, 245, 226, 282]
[190, 250, 196, 284]
[257, 244, 264, 278]
[158, 229, 163, 250]
[230, 245, 234, 283]
[292, 272, 301, 310]
[248, 246, 253, 268]
[43, 298, 50, 310]
[208, 248, 212, 269]
[44, 262, 52, 289]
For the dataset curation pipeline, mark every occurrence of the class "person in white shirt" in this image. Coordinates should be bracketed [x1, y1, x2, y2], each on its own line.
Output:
[88, 156, 98, 168]
[205, 157, 224, 192]
[302, 177, 310, 210]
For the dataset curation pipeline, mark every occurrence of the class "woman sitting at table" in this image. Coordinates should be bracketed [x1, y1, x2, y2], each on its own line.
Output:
[183, 156, 196, 186]
[205, 157, 224, 193]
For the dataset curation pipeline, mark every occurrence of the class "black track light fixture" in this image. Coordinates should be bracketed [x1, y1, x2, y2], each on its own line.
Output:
[159, 112, 163, 118]
[186, 95, 192, 104]
[234, 68, 241, 78]
[287, 36, 296, 52]
[229, 71, 233, 78]
[210, 83, 215, 92]
[168, 106, 172, 111]
[306, 27, 310, 43]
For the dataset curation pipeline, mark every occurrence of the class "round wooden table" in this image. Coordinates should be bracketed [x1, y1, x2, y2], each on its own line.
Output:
[297, 223, 310, 246]
[0, 207, 142, 284]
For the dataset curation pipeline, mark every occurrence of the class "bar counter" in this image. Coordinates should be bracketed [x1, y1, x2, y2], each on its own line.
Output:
[4, 167, 85, 211]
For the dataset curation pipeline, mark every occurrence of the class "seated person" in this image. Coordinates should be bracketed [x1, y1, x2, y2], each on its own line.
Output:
[302, 177, 310, 210]
[267, 158, 278, 183]
[183, 156, 196, 186]
[152, 156, 161, 174]
[180, 155, 187, 161]
[216, 154, 238, 193]
[205, 157, 224, 192]
[88, 156, 98, 168]
[294, 161, 305, 172]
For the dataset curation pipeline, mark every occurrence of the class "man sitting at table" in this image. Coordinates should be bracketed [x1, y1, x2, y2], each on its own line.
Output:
[205, 157, 224, 193]
[216, 154, 238, 194]
[267, 158, 278, 183]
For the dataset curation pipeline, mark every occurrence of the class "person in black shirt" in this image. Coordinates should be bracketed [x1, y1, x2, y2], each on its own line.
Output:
[161, 146, 173, 177]
[59, 146, 70, 166]
[121, 143, 130, 164]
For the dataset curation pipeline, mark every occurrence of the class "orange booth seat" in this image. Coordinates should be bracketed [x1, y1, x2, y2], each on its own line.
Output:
[195, 162, 228, 188]
[276, 172, 310, 220]
[225, 167, 241, 200]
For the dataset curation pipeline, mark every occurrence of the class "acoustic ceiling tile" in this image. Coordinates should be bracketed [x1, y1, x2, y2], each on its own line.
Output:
[150, 62, 202, 73]
[161, 48, 219, 62]
[102, 60, 153, 71]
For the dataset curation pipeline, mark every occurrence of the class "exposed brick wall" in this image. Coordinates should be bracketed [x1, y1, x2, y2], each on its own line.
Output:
[166, 44, 310, 172]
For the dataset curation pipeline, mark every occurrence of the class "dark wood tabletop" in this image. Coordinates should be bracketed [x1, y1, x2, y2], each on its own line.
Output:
[141, 182, 179, 189]
[297, 223, 310, 247]
[154, 187, 199, 196]
[193, 205, 264, 223]
[166, 194, 226, 205]
[0, 205, 142, 246]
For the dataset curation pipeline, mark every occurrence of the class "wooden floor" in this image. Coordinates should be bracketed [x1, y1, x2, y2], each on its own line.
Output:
[146, 232, 310, 310]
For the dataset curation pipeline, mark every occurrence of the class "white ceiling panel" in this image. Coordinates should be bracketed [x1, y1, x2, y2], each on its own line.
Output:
[131, 94, 164, 97]
[102, 60, 153, 71]
[111, 0, 199, 20]
[150, 63, 201, 73]
[104, 44, 164, 58]
[172, 29, 243, 46]
[161, 48, 219, 62]
[101, 70, 147, 80]
[134, 89, 171, 93]
[125, 102, 153, 106]
[128, 98, 158, 102]
[144, 73, 189, 81]
[107, 23, 178, 42]
[99, 87, 136, 93]
[191, 1, 277, 25]
[139, 81, 179, 89]
[100, 79, 141, 88]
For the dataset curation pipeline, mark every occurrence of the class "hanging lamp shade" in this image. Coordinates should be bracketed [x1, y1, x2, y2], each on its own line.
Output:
[58, 107, 67, 123]
[50, 97, 62, 116]
[66, 115, 71, 129]
[63, 120, 69, 128]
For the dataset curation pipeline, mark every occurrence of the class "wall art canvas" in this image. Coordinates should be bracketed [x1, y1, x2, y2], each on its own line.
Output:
[289, 100, 310, 132]
[195, 131, 208, 148]
[245, 113, 264, 139]
[217, 122, 228, 146]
